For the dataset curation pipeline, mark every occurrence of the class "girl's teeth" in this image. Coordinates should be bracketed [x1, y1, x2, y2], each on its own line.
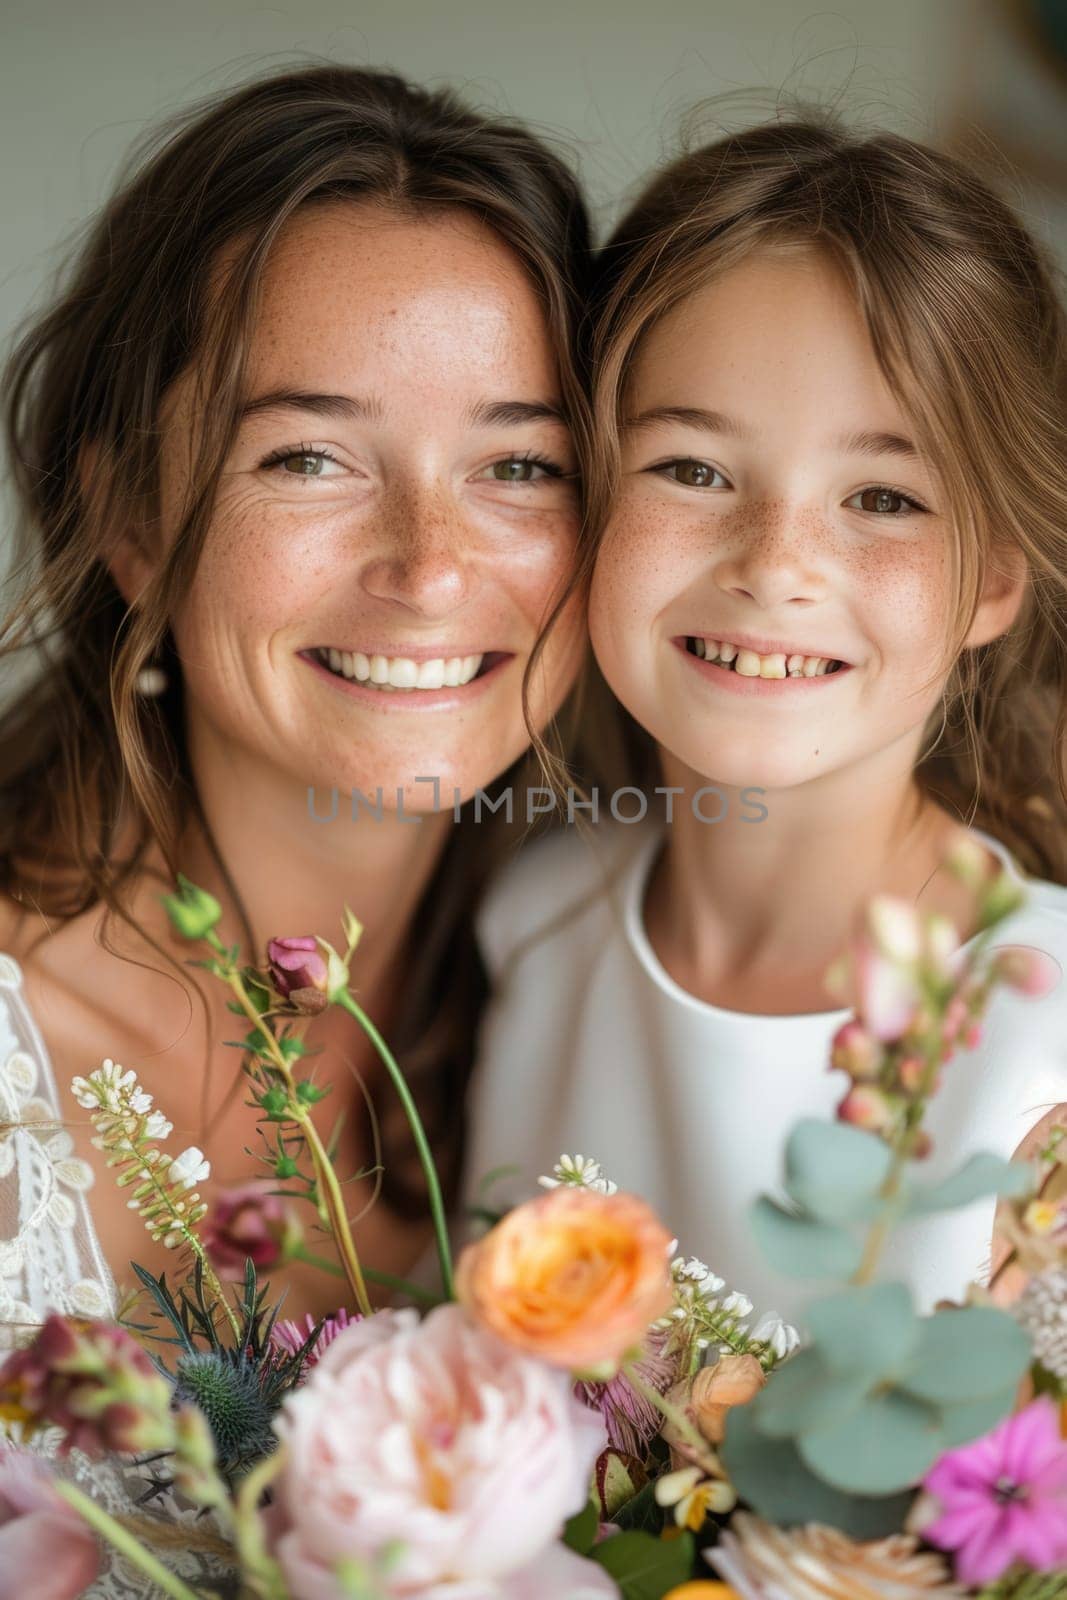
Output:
[687, 638, 841, 677]
[316, 649, 484, 690]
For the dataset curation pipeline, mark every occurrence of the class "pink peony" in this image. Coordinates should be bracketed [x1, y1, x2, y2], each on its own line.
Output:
[269, 1304, 618, 1598]
[0, 1448, 101, 1600]
[920, 1396, 1067, 1585]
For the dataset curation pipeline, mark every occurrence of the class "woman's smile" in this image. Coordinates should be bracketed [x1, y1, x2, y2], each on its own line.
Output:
[300, 644, 514, 708]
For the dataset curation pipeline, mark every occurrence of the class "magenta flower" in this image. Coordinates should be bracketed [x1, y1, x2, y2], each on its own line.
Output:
[0, 1449, 101, 1600]
[271, 1307, 361, 1372]
[920, 1397, 1067, 1585]
[267, 935, 329, 1010]
[203, 1182, 293, 1280]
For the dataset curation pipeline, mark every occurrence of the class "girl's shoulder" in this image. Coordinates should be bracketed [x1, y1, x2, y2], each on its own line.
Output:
[475, 819, 661, 983]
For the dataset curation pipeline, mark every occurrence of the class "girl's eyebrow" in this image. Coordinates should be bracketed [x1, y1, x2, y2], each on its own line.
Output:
[624, 404, 920, 462]
[238, 388, 569, 427]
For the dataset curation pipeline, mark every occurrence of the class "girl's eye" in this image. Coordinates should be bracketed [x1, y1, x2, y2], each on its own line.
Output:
[847, 486, 927, 516]
[652, 459, 730, 490]
[477, 453, 568, 485]
[258, 445, 344, 478]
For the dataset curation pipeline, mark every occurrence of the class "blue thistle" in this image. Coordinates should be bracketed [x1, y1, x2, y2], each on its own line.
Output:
[173, 1350, 277, 1471]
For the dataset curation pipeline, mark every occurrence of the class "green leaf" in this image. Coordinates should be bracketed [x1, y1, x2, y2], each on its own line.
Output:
[752, 1349, 870, 1439]
[562, 1497, 598, 1556]
[590, 1530, 694, 1600]
[905, 1153, 1036, 1216]
[939, 1384, 1021, 1449]
[597, 1450, 649, 1518]
[784, 1120, 892, 1223]
[750, 1198, 862, 1279]
[611, 1481, 660, 1534]
[806, 1282, 919, 1379]
[900, 1307, 1032, 1405]
[721, 1404, 913, 1537]
[799, 1389, 943, 1494]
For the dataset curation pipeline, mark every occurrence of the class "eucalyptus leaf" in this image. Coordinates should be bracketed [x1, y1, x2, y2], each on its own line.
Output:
[784, 1120, 892, 1223]
[805, 1282, 919, 1378]
[752, 1349, 870, 1440]
[900, 1307, 1032, 1404]
[750, 1198, 862, 1279]
[721, 1403, 915, 1538]
[798, 1388, 943, 1494]
[904, 1153, 1036, 1217]
[591, 1530, 695, 1599]
[938, 1384, 1022, 1450]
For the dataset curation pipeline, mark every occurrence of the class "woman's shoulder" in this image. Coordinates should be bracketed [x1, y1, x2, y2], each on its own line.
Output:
[475, 818, 661, 983]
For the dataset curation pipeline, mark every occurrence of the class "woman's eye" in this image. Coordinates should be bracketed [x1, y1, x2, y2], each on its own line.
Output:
[259, 446, 343, 478]
[478, 454, 565, 485]
[654, 460, 729, 490]
[847, 486, 926, 516]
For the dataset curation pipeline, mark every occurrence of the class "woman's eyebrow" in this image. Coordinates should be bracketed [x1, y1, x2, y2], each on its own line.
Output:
[239, 388, 568, 427]
[624, 404, 920, 461]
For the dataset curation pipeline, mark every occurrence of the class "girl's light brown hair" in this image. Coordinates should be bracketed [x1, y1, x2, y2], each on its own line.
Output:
[526, 109, 1067, 883]
[0, 62, 595, 1215]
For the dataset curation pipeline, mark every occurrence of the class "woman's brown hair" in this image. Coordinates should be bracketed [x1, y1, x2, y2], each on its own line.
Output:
[524, 108, 1067, 883]
[0, 62, 595, 1215]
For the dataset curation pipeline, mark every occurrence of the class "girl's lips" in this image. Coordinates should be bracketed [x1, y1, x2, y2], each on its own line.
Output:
[299, 648, 513, 709]
[673, 638, 854, 696]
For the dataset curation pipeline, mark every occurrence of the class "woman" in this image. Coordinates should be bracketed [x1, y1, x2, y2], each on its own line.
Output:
[0, 62, 594, 1330]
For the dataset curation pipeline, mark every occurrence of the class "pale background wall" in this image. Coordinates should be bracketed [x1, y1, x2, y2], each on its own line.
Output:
[2, 0, 1065, 576]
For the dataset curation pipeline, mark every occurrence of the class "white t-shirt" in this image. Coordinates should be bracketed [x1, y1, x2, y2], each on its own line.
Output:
[461, 820, 1067, 1328]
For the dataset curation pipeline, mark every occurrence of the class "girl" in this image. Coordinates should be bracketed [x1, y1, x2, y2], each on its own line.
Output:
[461, 114, 1067, 1323]
[0, 63, 597, 1333]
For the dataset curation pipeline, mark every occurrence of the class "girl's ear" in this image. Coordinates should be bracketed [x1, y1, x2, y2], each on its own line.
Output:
[78, 438, 158, 607]
[964, 540, 1029, 650]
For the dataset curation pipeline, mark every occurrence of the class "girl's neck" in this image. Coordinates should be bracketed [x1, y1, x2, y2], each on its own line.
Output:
[644, 745, 987, 1017]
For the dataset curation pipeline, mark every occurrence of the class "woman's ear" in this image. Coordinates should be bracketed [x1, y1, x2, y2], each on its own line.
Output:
[78, 438, 158, 607]
[964, 540, 1029, 650]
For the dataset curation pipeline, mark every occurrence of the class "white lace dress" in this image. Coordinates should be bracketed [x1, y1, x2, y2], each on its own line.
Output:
[0, 953, 230, 1597]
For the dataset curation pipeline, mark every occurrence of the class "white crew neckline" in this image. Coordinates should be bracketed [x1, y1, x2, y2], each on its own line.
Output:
[621, 822, 1024, 1032]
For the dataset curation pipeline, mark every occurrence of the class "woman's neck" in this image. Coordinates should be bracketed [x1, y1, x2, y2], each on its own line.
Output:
[644, 740, 985, 1015]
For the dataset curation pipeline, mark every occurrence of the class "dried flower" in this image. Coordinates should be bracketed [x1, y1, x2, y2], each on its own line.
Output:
[455, 1187, 674, 1378]
[574, 1325, 678, 1456]
[0, 1448, 101, 1600]
[668, 1354, 767, 1450]
[707, 1511, 962, 1597]
[918, 1396, 1067, 1585]
[0, 1314, 174, 1457]
[203, 1182, 296, 1281]
[1014, 1268, 1067, 1381]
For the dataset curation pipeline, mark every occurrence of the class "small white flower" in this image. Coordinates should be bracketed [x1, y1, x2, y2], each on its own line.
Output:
[537, 1152, 617, 1193]
[721, 1291, 753, 1318]
[168, 1147, 210, 1190]
[750, 1313, 801, 1361]
[143, 1111, 173, 1141]
[73, 1058, 153, 1116]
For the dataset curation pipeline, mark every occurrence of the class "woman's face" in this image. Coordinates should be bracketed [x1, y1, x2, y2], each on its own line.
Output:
[152, 201, 585, 811]
[588, 245, 1021, 794]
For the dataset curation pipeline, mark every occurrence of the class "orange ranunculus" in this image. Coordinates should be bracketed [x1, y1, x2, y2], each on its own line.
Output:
[454, 1187, 674, 1376]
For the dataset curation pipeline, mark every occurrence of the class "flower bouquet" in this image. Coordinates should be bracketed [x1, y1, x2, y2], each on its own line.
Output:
[1, 838, 1066, 1599]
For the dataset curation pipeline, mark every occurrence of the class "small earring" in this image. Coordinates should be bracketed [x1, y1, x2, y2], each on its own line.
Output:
[135, 661, 169, 696]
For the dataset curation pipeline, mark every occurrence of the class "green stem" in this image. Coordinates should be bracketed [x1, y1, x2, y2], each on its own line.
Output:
[231, 1448, 288, 1600]
[54, 1482, 205, 1600]
[289, 1243, 442, 1306]
[338, 989, 454, 1301]
[623, 1361, 718, 1474]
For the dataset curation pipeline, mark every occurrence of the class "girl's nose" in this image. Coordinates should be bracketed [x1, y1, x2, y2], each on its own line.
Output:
[711, 505, 827, 609]
[358, 488, 483, 617]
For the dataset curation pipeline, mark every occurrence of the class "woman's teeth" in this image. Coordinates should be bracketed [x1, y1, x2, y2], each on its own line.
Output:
[316, 647, 484, 691]
[685, 638, 844, 677]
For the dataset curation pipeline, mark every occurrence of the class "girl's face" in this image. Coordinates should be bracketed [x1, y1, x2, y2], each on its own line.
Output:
[589, 246, 1021, 793]
[146, 202, 585, 811]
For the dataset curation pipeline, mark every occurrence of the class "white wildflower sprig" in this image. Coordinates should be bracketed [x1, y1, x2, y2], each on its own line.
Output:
[651, 1253, 800, 1375]
[537, 1153, 618, 1196]
[72, 1059, 238, 1339]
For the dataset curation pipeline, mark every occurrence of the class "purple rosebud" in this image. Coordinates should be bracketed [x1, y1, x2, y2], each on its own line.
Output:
[267, 936, 330, 1012]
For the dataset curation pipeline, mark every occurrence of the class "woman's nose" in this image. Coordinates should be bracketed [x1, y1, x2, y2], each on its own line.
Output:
[358, 487, 482, 616]
[711, 504, 828, 609]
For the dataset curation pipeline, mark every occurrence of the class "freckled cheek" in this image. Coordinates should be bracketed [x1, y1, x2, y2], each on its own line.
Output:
[849, 540, 951, 664]
[590, 505, 697, 641]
